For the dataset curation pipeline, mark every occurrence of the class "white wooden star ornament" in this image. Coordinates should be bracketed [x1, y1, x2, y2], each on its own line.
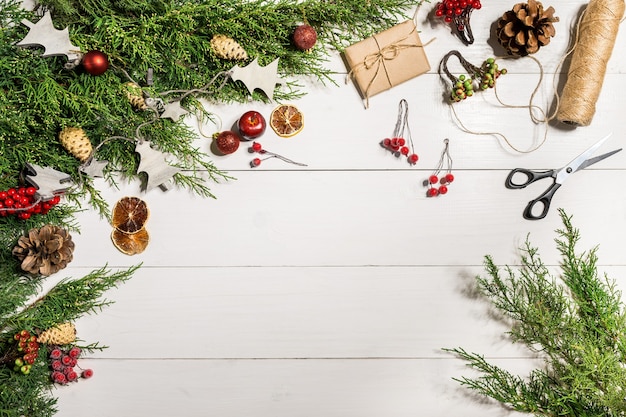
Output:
[80, 157, 109, 178]
[135, 140, 181, 191]
[23, 163, 74, 201]
[230, 58, 281, 100]
[159, 101, 189, 122]
[16, 11, 81, 61]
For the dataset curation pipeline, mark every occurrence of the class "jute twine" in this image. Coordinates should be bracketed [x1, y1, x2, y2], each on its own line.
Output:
[447, 54, 551, 154]
[556, 0, 625, 126]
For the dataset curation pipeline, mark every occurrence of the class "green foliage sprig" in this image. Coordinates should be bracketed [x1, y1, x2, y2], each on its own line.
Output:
[445, 209, 626, 417]
[0, 265, 138, 417]
[0, 0, 422, 215]
[0, 1, 424, 416]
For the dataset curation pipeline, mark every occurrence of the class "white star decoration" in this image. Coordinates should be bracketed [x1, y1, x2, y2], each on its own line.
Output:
[159, 101, 189, 122]
[16, 11, 81, 61]
[80, 158, 109, 178]
[135, 141, 181, 191]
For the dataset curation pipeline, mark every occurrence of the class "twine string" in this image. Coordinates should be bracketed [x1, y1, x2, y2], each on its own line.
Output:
[556, 0, 625, 126]
[440, 50, 550, 154]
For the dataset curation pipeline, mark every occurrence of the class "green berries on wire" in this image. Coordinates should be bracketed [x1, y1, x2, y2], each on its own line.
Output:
[439, 51, 507, 103]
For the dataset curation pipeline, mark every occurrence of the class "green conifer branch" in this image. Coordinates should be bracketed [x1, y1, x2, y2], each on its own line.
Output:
[445, 209, 626, 416]
[3, 265, 140, 334]
[0, 1, 424, 415]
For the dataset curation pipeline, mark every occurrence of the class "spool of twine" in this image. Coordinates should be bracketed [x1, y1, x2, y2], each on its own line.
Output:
[556, 0, 625, 126]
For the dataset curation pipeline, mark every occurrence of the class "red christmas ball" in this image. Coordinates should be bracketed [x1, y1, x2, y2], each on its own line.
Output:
[214, 130, 241, 155]
[81, 50, 109, 76]
[292, 24, 317, 51]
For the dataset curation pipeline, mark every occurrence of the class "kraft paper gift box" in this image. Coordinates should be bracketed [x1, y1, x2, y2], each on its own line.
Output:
[344, 20, 431, 108]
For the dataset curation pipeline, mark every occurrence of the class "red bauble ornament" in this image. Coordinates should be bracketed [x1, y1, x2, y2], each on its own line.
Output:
[82, 51, 109, 76]
[237, 110, 267, 140]
[292, 24, 317, 51]
[214, 131, 241, 155]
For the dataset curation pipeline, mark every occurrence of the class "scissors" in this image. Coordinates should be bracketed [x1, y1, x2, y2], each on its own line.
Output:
[505, 133, 621, 220]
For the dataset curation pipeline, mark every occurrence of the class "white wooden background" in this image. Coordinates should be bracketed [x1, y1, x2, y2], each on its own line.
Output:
[50, 1, 626, 415]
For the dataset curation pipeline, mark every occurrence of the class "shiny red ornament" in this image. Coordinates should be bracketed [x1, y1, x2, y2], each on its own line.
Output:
[292, 24, 317, 51]
[81, 51, 109, 76]
[214, 130, 241, 155]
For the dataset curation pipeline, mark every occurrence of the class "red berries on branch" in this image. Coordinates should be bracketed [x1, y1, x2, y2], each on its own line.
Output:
[380, 100, 419, 165]
[248, 142, 307, 168]
[381, 137, 419, 165]
[12, 330, 40, 375]
[425, 139, 455, 197]
[48, 345, 93, 385]
[0, 186, 61, 220]
[426, 173, 455, 197]
[434, 0, 482, 45]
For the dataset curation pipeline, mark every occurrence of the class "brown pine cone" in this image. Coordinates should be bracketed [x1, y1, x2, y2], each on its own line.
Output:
[496, 0, 559, 56]
[12, 225, 75, 276]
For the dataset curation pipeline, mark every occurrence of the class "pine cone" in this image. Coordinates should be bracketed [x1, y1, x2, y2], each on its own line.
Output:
[37, 323, 76, 345]
[58, 127, 93, 162]
[12, 225, 75, 276]
[124, 82, 147, 110]
[496, 0, 559, 56]
[210, 35, 248, 60]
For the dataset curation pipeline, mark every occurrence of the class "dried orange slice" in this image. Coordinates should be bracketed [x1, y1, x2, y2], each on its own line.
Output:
[111, 228, 149, 256]
[270, 104, 304, 137]
[111, 196, 149, 234]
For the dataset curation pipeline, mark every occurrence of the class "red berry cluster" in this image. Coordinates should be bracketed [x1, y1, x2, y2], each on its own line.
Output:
[48, 346, 93, 385]
[381, 138, 419, 165]
[12, 330, 40, 375]
[250, 141, 264, 167]
[0, 186, 60, 219]
[248, 142, 307, 168]
[426, 173, 455, 197]
[434, 0, 481, 44]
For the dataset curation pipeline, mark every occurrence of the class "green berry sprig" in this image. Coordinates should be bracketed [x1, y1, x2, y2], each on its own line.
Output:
[439, 51, 507, 103]
[450, 74, 475, 102]
[479, 58, 508, 90]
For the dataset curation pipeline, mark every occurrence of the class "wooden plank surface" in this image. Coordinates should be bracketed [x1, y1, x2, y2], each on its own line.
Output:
[54, 0, 626, 415]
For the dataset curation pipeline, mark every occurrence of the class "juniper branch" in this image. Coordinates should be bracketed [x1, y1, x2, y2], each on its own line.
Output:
[446, 209, 626, 416]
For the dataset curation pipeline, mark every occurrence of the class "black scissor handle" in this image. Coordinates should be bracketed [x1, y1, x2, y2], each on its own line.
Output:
[523, 182, 561, 220]
[505, 168, 556, 189]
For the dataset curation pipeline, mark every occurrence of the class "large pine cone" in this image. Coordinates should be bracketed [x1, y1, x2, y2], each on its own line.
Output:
[58, 127, 93, 162]
[496, 0, 559, 56]
[37, 322, 76, 345]
[210, 35, 248, 60]
[12, 225, 75, 276]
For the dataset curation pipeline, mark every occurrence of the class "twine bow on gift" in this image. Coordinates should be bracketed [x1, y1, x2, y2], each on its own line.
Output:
[347, 28, 432, 108]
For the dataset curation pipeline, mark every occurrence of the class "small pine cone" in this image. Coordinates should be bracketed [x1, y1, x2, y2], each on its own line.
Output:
[210, 35, 248, 61]
[124, 82, 147, 110]
[496, 0, 559, 56]
[12, 225, 75, 276]
[59, 127, 93, 162]
[37, 323, 76, 345]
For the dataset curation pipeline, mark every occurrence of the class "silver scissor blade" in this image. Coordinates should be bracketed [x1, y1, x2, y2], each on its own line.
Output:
[566, 133, 613, 171]
[575, 148, 622, 172]
[556, 133, 613, 183]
